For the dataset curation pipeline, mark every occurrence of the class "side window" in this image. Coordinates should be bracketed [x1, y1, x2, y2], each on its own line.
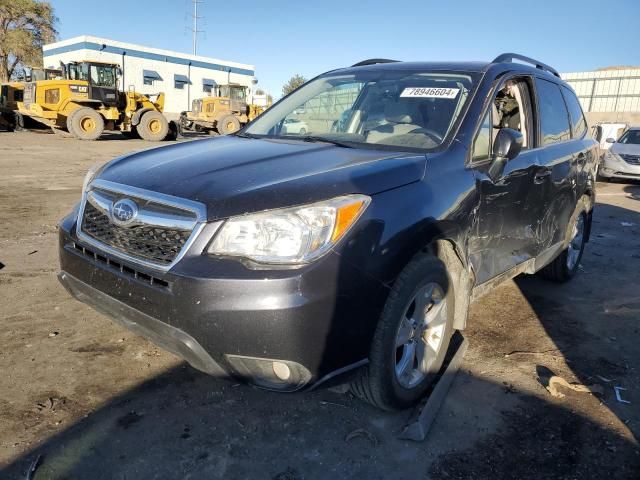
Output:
[472, 77, 533, 162]
[535, 78, 571, 146]
[472, 109, 491, 161]
[561, 86, 587, 138]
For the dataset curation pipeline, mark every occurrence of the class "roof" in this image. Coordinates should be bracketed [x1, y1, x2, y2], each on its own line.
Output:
[337, 58, 564, 83]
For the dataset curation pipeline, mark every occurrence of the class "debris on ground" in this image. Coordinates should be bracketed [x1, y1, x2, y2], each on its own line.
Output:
[621, 222, 635, 227]
[48, 331, 59, 337]
[345, 428, 378, 447]
[614, 386, 631, 404]
[543, 375, 604, 398]
[504, 349, 561, 358]
[25, 454, 43, 480]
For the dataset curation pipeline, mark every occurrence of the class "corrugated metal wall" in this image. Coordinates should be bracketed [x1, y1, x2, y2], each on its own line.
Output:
[562, 69, 640, 113]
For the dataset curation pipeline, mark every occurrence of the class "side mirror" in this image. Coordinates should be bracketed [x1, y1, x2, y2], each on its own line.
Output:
[605, 137, 615, 143]
[493, 128, 523, 161]
[488, 128, 523, 180]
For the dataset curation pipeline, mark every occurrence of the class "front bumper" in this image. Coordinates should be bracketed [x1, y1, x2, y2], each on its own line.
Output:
[58, 212, 389, 390]
[600, 152, 640, 180]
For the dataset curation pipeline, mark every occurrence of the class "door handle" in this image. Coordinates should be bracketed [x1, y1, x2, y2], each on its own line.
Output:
[534, 171, 551, 184]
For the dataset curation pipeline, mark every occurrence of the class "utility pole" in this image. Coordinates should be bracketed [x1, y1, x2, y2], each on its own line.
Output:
[190, 0, 204, 55]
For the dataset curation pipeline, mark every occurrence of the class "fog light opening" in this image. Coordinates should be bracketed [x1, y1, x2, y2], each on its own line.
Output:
[272, 361, 291, 381]
[224, 354, 312, 391]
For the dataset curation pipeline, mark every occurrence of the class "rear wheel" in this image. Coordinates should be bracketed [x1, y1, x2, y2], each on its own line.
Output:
[539, 201, 589, 282]
[217, 114, 240, 135]
[69, 107, 104, 140]
[350, 254, 455, 410]
[137, 111, 168, 141]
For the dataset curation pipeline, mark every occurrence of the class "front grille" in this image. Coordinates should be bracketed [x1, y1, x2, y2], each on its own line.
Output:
[620, 154, 640, 165]
[81, 202, 191, 265]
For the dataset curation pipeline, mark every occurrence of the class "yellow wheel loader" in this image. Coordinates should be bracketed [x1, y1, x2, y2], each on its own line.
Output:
[180, 84, 263, 135]
[17, 60, 170, 141]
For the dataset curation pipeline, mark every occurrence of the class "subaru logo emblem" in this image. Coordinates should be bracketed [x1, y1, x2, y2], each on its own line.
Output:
[111, 198, 138, 226]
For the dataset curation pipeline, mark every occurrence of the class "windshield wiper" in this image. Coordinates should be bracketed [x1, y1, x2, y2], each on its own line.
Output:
[299, 135, 355, 148]
[233, 132, 261, 139]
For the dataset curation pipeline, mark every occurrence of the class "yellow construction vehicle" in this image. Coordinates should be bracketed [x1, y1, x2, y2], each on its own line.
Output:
[180, 83, 263, 135]
[18, 60, 170, 141]
[1, 67, 62, 130]
[0, 82, 25, 131]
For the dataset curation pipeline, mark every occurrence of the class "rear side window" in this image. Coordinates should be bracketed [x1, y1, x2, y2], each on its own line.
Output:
[535, 78, 570, 146]
[561, 86, 587, 138]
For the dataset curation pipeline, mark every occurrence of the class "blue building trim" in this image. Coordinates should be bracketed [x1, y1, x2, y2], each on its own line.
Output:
[44, 41, 255, 77]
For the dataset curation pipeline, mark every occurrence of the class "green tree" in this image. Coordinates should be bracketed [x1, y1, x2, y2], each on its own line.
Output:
[0, 0, 57, 82]
[282, 74, 306, 96]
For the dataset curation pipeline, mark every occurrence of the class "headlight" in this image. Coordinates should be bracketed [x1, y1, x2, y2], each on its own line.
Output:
[207, 195, 370, 264]
[82, 162, 105, 192]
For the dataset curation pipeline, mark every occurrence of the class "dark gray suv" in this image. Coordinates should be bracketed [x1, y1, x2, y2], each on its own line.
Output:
[58, 53, 597, 410]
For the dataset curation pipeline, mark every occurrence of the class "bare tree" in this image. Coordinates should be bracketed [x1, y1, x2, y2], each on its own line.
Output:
[282, 74, 306, 96]
[0, 0, 57, 82]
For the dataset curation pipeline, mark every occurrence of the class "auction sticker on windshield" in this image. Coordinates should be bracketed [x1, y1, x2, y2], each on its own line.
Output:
[400, 87, 460, 99]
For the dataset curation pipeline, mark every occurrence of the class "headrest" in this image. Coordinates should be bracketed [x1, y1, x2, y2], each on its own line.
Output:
[385, 101, 414, 124]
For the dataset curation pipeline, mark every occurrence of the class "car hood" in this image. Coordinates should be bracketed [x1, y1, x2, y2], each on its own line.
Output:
[610, 143, 640, 155]
[98, 136, 427, 220]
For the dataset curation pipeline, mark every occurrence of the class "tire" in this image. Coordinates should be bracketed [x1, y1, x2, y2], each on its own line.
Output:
[137, 111, 169, 141]
[217, 114, 240, 135]
[1, 112, 15, 131]
[350, 253, 455, 411]
[299, 128, 307, 135]
[165, 121, 179, 141]
[539, 198, 589, 282]
[69, 107, 104, 140]
[14, 112, 25, 131]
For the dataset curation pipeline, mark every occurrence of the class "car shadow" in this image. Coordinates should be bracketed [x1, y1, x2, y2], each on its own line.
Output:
[2, 202, 639, 479]
[2, 362, 638, 480]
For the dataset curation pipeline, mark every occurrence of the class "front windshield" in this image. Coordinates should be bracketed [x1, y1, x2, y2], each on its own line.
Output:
[245, 69, 478, 150]
[618, 130, 640, 145]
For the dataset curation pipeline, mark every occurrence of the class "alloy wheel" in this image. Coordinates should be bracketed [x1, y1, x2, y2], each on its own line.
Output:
[394, 282, 447, 389]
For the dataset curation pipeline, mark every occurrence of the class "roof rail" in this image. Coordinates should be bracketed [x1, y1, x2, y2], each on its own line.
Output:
[492, 53, 560, 78]
[351, 58, 400, 67]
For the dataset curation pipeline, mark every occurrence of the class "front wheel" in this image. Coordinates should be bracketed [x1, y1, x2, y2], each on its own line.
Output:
[350, 254, 455, 410]
[137, 111, 169, 141]
[217, 114, 240, 135]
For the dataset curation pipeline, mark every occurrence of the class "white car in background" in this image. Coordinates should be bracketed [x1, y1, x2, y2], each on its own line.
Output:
[281, 118, 308, 135]
[599, 126, 640, 181]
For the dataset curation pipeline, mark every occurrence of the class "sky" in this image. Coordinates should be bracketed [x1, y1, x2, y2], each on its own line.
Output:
[50, 0, 640, 98]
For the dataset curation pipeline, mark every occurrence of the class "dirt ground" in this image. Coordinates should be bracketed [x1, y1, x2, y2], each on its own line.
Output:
[0, 130, 639, 480]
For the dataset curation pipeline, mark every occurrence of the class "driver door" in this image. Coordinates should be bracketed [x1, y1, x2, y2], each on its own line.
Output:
[88, 64, 118, 107]
[468, 77, 541, 284]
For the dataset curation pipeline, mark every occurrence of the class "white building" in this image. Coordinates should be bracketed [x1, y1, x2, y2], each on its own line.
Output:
[42, 35, 256, 117]
[562, 68, 640, 113]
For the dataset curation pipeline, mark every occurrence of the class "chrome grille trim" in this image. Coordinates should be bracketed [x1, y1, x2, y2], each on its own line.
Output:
[76, 179, 208, 272]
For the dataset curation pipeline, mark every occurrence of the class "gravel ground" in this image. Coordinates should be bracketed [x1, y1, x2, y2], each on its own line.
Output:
[0, 131, 638, 479]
